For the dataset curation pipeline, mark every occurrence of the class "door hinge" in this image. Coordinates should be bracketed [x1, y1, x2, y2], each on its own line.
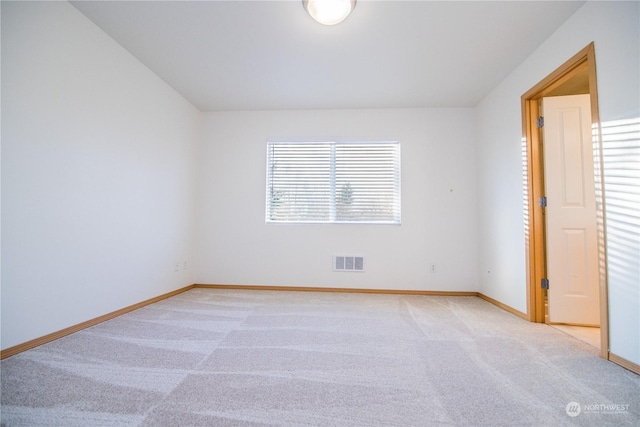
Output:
[537, 116, 544, 128]
[541, 278, 549, 289]
[539, 196, 547, 207]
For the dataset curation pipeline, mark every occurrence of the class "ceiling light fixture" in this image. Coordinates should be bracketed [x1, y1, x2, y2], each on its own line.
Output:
[303, 0, 356, 26]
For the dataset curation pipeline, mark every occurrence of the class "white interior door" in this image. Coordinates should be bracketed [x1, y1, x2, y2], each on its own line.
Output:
[543, 94, 600, 326]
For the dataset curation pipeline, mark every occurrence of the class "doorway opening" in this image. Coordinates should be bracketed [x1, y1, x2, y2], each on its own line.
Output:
[521, 43, 609, 359]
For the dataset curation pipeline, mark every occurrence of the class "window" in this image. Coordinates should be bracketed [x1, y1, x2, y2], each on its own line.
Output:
[266, 141, 401, 224]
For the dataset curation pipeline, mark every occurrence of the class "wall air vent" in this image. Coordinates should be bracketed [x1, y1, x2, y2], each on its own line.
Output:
[333, 255, 365, 272]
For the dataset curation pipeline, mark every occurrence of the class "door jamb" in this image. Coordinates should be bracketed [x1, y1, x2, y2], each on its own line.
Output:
[521, 42, 609, 358]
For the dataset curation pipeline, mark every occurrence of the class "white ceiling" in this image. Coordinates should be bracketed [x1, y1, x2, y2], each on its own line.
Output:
[70, 0, 585, 111]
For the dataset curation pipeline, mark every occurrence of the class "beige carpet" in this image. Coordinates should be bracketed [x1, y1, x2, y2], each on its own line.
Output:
[1, 288, 639, 426]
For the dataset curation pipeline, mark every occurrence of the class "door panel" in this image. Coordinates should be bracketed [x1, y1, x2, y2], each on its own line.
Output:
[543, 94, 600, 325]
[562, 229, 588, 295]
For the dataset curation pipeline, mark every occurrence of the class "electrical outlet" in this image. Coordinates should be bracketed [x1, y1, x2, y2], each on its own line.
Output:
[175, 263, 180, 272]
[430, 264, 436, 273]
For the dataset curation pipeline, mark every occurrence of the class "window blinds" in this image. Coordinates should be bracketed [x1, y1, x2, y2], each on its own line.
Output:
[266, 141, 401, 224]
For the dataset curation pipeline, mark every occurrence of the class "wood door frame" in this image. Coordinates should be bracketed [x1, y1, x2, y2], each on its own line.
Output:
[521, 42, 609, 358]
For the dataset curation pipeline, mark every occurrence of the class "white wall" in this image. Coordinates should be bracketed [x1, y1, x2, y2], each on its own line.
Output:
[1, 1, 200, 350]
[195, 108, 478, 291]
[476, 1, 640, 364]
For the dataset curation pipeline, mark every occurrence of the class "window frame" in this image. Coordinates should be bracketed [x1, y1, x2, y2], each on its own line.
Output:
[265, 139, 401, 225]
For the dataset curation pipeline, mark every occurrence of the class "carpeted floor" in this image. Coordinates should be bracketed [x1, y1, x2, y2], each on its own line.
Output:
[1, 288, 639, 426]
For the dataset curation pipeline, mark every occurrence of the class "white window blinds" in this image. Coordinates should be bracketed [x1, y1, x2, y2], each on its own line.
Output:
[266, 141, 401, 224]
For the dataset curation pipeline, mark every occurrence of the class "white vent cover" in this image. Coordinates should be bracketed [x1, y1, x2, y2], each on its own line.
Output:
[333, 256, 365, 272]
